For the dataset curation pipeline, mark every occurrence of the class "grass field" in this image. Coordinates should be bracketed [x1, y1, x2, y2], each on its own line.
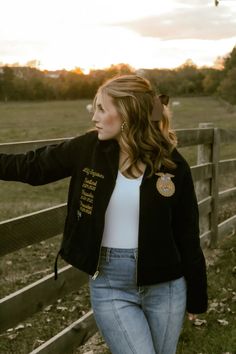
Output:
[0, 96, 235, 222]
[0, 99, 93, 143]
[0, 97, 235, 353]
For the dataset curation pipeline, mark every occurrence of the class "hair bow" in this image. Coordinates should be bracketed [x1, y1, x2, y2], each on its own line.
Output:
[151, 94, 169, 121]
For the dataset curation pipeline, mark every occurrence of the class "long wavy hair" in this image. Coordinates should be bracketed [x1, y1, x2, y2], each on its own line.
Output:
[94, 74, 177, 177]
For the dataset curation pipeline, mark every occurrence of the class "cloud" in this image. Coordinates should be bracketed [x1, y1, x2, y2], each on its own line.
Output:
[111, 6, 236, 40]
[175, 0, 212, 5]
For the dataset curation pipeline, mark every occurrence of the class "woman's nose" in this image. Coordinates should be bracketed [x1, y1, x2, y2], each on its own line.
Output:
[92, 112, 98, 122]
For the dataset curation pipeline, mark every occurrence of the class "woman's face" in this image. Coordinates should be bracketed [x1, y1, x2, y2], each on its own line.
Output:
[92, 93, 123, 141]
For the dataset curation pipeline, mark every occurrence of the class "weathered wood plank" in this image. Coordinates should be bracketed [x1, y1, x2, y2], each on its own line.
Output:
[198, 196, 212, 216]
[0, 138, 71, 154]
[219, 187, 236, 204]
[210, 128, 220, 247]
[218, 215, 236, 241]
[176, 128, 213, 147]
[219, 158, 236, 175]
[200, 229, 212, 248]
[197, 188, 236, 243]
[0, 265, 88, 333]
[29, 310, 97, 354]
[195, 123, 214, 239]
[191, 163, 212, 182]
[0, 128, 214, 154]
[0, 204, 67, 256]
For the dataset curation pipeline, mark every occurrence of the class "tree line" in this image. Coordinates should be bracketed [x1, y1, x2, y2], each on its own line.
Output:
[0, 46, 235, 104]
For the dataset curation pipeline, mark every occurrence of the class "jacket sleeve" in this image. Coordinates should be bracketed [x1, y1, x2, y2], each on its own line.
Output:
[172, 163, 208, 314]
[0, 136, 84, 185]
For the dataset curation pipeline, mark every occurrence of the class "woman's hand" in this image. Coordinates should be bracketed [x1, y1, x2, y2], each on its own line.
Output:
[187, 313, 197, 321]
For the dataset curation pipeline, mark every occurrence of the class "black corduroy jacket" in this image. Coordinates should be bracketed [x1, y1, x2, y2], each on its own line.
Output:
[0, 130, 208, 314]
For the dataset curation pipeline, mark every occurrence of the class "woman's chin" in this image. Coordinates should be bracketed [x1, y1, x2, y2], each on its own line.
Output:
[97, 132, 108, 140]
[97, 132, 120, 141]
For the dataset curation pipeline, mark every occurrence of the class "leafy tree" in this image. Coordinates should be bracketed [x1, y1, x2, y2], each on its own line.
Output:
[175, 60, 204, 95]
[222, 46, 236, 73]
[217, 46, 236, 104]
[217, 67, 236, 104]
[106, 63, 134, 78]
[1, 66, 15, 101]
[2, 57, 236, 102]
[202, 69, 223, 95]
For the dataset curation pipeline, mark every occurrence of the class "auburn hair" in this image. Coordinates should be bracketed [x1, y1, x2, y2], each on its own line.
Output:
[94, 74, 177, 177]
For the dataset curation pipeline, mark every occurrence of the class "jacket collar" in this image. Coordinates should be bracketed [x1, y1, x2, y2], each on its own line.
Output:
[97, 137, 119, 153]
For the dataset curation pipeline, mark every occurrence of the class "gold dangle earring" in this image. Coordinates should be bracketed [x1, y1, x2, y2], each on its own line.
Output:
[121, 121, 126, 132]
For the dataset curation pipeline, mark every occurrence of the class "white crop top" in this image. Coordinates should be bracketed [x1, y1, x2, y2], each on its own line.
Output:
[101, 171, 143, 248]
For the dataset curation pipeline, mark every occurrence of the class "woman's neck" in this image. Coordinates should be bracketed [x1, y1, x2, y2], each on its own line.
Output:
[119, 150, 145, 178]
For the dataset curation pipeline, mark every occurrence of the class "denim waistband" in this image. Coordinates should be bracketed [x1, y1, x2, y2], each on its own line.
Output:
[101, 247, 138, 260]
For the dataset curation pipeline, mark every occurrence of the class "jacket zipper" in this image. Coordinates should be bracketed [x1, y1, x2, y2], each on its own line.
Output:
[136, 248, 139, 285]
[136, 181, 144, 285]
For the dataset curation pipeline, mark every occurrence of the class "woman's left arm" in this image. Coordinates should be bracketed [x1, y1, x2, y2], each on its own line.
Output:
[172, 163, 208, 315]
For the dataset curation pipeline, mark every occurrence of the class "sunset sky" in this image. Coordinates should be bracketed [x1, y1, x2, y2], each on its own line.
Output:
[0, 0, 236, 72]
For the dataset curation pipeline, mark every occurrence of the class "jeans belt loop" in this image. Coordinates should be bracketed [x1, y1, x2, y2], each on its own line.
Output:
[106, 247, 111, 262]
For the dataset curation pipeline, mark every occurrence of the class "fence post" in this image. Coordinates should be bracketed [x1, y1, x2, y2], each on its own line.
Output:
[196, 123, 219, 248]
[211, 127, 220, 247]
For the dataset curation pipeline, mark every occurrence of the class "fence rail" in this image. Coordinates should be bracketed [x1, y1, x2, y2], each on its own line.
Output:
[0, 126, 236, 353]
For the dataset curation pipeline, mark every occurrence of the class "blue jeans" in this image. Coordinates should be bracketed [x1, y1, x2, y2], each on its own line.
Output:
[89, 247, 186, 354]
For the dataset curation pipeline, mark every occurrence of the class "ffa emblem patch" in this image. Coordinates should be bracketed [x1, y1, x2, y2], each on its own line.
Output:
[155, 173, 175, 197]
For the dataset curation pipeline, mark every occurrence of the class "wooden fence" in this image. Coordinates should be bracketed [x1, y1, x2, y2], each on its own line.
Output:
[0, 124, 236, 353]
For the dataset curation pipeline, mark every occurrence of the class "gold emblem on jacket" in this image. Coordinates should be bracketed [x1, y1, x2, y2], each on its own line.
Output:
[155, 173, 175, 197]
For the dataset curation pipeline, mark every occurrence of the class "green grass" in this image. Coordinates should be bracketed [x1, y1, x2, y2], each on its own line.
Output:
[170, 96, 236, 164]
[0, 97, 235, 353]
[171, 96, 236, 131]
[0, 100, 93, 142]
[177, 234, 236, 354]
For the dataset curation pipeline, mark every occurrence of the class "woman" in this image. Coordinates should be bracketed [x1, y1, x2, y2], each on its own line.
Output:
[0, 75, 207, 354]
